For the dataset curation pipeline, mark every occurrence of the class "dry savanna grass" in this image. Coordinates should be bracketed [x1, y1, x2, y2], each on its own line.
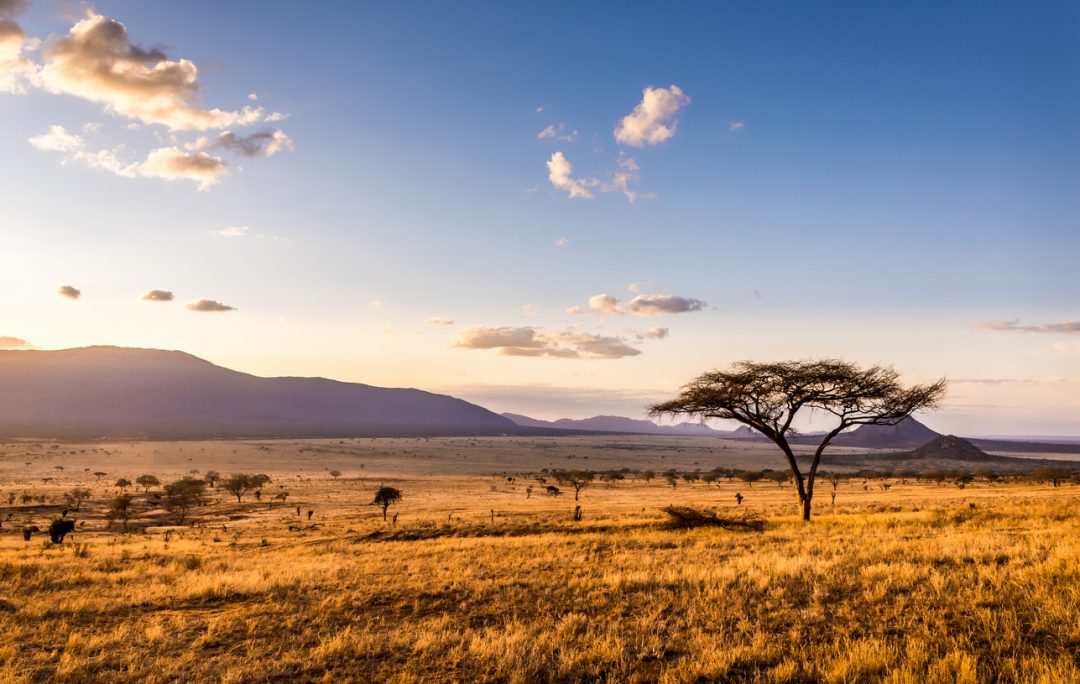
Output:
[0, 436, 1078, 682]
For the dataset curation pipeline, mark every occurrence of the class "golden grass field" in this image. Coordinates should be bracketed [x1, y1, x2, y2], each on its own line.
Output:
[1, 436, 1078, 682]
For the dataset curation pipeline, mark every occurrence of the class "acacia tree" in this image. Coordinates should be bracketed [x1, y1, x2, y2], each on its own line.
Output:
[108, 494, 135, 531]
[223, 474, 256, 503]
[553, 470, 594, 501]
[162, 478, 206, 524]
[650, 359, 946, 521]
[373, 486, 402, 521]
[136, 474, 160, 492]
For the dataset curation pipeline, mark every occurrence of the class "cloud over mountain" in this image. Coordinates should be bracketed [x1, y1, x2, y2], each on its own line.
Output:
[568, 292, 706, 317]
[451, 326, 642, 359]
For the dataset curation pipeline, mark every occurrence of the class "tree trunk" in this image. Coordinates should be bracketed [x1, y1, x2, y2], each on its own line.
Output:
[801, 495, 812, 521]
[382, 506, 387, 521]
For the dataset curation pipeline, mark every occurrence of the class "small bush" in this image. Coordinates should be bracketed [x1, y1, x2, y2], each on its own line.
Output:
[661, 506, 765, 531]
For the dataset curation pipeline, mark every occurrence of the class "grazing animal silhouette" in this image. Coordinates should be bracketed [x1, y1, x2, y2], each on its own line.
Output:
[22, 525, 40, 541]
[307, 510, 313, 520]
[49, 519, 75, 543]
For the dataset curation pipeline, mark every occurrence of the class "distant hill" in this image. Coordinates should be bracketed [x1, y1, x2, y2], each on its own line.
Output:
[734, 417, 941, 449]
[902, 435, 992, 461]
[0, 346, 518, 439]
[829, 417, 941, 449]
[501, 413, 735, 436]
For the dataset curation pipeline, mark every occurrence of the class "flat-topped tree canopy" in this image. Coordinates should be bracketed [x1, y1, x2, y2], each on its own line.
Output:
[649, 359, 947, 520]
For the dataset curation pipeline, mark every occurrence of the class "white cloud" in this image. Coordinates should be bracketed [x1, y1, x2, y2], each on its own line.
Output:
[0, 3, 36, 94]
[626, 294, 706, 316]
[28, 125, 85, 152]
[184, 299, 235, 312]
[627, 282, 644, 293]
[451, 326, 641, 360]
[140, 289, 174, 302]
[614, 85, 690, 147]
[28, 125, 227, 188]
[39, 12, 281, 131]
[554, 237, 569, 247]
[546, 151, 592, 199]
[131, 147, 226, 189]
[587, 293, 621, 314]
[425, 317, 454, 326]
[568, 292, 706, 317]
[547, 152, 640, 202]
[639, 326, 669, 340]
[729, 121, 745, 131]
[212, 226, 250, 237]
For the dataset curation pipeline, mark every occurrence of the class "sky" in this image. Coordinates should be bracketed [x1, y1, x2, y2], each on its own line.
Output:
[1, 1, 1078, 435]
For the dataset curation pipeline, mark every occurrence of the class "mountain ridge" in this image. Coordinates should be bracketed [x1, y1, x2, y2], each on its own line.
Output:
[0, 346, 517, 439]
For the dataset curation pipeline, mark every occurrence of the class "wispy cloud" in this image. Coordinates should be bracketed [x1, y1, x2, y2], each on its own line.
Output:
[554, 237, 569, 247]
[546, 151, 639, 201]
[184, 299, 235, 312]
[57, 284, 80, 300]
[568, 292, 706, 317]
[0, 335, 34, 350]
[975, 319, 1080, 335]
[195, 129, 294, 158]
[140, 289, 174, 302]
[29, 125, 227, 189]
[212, 226, 250, 237]
[546, 151, 592, 199]
[729, 121, 745, 131]
[425, 317, 454, 326]
[537, 123, 576, 142]
[451, 326, 643, 359]
[614, 85, 690, 147]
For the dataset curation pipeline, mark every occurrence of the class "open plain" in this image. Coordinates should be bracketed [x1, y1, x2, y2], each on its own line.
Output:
[1, 436, 1078, 682]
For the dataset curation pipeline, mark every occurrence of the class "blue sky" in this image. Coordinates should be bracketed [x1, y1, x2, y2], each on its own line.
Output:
[1, 1, 1078, 434]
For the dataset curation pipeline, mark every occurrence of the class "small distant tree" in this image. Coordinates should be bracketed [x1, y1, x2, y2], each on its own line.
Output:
[329, 470, 342, 479]
[64, 488, 92, 511]
[162, 478, 206, 524]
[115, 478, 132, 492]
[252, 474, 272, 491]
[222, 474, 256, 503]
[93, 471, 107, 480]
[651, 359, 946, 521]
[204, 471, 221, 488]
[373, 486, 402, 521]
[108, 494, 135, 531]
[1031, 467, 1073, 488]
[553, 470, 594, 501]
[639, 470, 655, 483]
[136, 474, 160, 492]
